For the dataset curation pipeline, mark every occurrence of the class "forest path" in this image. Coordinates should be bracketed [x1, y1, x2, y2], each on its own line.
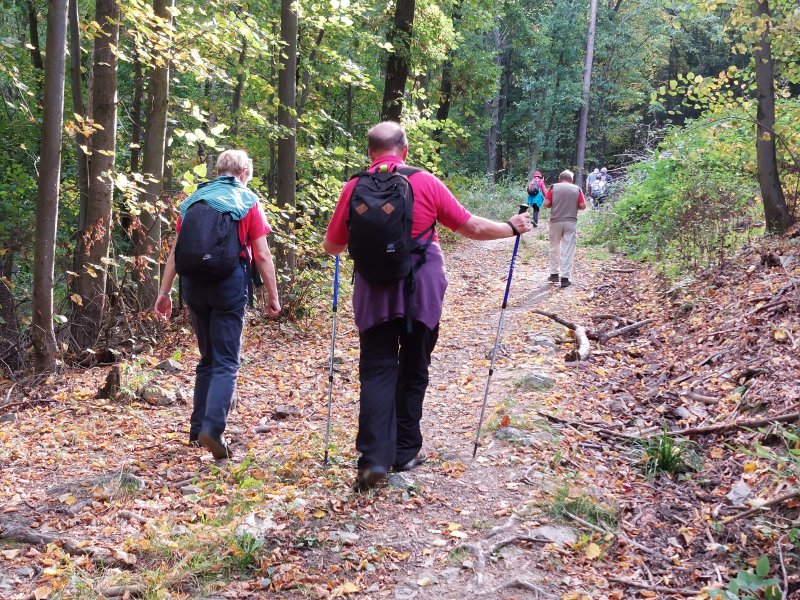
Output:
[1, 223, 713, 599]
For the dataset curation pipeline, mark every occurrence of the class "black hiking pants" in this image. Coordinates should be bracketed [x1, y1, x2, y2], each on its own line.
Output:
[356, 319, 439, 471]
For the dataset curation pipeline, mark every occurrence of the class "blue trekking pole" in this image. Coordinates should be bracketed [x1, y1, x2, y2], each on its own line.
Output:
[323, 255, 340, 466]
[472, 205, 529, 458]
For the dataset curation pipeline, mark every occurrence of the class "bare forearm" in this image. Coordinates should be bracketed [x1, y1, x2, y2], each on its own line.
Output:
[256, 254, 279, 300]
[457, 216, 517, 241]
[159, 246, 178, 295]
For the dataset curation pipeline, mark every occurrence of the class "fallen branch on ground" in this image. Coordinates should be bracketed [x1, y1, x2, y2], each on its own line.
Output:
[596, 319, 655, 344]
[723, 489, 800, 524]
[488, 535, 553, 555]
[535, 411, 640, 442]
[608, 578, 703, 596]
[0, 521, 121, 564]
[482, 578, 556, 598]
[563, 510, 658, 556]
[607, 268, 636, 273]
[668, 411, 800, 437]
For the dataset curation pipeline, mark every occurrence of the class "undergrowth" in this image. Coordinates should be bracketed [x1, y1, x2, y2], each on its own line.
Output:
[545, 485, 619, 530]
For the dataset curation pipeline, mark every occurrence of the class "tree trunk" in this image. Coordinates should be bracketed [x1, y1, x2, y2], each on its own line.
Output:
[32, 0, 68, 374]
[297, 28, 324, 120]
[130, 47, 143, 173]
[276, 0, 297, 278]
[68, 0, 89, 269]
[0, 250, 21, 372]
[345, 83, 353, 133]
[575, 0, 598, 189]
[753, 0, 792, 233]
[26, 0, 44, 69]
[380, 0, 415, 122]
[70, 0, 119, 351]
[135, 0, 173, 309]
[485, 27, 502, 182]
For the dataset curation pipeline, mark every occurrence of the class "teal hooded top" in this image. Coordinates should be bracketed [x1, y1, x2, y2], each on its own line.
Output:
[179, 176, 259, 220]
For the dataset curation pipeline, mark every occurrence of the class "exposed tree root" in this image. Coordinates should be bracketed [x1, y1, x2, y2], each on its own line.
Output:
[482, 577, 557, 598]
[608, 577, 703, 596]
[488, 535, 553, 555]
[723, 489, 800, 523]
[668, 411, 800, 437]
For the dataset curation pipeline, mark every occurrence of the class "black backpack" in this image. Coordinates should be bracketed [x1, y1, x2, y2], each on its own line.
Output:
[347, 165, 434, 285]
[527, 181, 540, 196]
[174, 201, 245, 282]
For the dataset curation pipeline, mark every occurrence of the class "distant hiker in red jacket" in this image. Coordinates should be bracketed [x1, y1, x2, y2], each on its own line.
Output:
[526, 171, 546, 227]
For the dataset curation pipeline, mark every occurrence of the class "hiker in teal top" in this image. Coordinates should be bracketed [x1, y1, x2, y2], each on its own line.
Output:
[154, 150, 280, 461]
[179, 175, 259, 221]
[526, 171, 546, 227]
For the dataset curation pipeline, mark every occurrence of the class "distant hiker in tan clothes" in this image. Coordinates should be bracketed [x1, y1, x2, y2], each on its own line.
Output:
[543, 169, 586, 288]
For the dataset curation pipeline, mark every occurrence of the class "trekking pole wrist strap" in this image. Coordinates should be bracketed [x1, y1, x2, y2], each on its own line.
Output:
[506, 220, 520, 236]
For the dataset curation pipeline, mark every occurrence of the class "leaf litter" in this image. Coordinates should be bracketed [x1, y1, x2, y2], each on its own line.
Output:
[0, 227, 798, 598]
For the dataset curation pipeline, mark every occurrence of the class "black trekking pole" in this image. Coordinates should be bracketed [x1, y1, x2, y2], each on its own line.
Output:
[472, 205, 529, 458]
[323, 254, 340, 466]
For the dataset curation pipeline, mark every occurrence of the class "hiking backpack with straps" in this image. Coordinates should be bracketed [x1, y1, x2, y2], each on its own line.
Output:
[346, 165, 435, 286]
[527, 180, 541, 197]
[174, 201, 246, 283]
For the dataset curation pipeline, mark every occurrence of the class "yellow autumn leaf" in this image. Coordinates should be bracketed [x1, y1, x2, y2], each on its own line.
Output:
[313, 510, 326, 518]
[447, 523, 461, 531]
[449, 530, 468, 539]
[34, 586, 52, 600]
[431, 539, 447, 547]
[743, 462, 757, 473]
[59, 493, 77, 506]
[340, 581, 360, 594]
[417, 577, 433, 587]
[585, 542, 601, 559]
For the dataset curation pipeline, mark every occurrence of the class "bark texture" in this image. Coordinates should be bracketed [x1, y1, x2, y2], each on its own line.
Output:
[380, 0, 415, 122]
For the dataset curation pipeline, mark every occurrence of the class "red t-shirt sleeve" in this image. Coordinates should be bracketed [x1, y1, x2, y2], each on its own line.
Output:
[577, 190, 586, 206]
[325, 179, 357, 246]
[545, 187, 553, 201]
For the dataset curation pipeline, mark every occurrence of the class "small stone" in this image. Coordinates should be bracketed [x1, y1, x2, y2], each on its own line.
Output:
[180, 485, 201, 495]
[495, 427, 555, 447]
[441, 567, 461, 581]
[530, 525, 576, 544]
[271, 405, 299, 420]
[388, 472, 416, 490]
[529, 335, 557, 349]
[140, 385, 176, 406]
[254, 425, 272, 434]
[171, 525, 190, 536]
[236, 512, 278, 539]
[518, 371, 555, 390]
[674, 406, 692, 419]
[0, 413, 17, 423]
[155, 358, 183, 372]
[394, 585, 418, 599]
[726, 480, 753, 506]
[330, 530, 360, 545]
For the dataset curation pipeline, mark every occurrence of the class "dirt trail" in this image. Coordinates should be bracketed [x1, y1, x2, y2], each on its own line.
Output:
[8, 222, 791, 598]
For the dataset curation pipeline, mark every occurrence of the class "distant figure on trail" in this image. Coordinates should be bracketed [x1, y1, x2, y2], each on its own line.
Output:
[154, 149, 281, 461]
[585, 168, 600, 195]
[589, 166, 613, 207]
[323, 121, 532, 492]
[526, 171, 546, 227]
[544, 169, 586, 288]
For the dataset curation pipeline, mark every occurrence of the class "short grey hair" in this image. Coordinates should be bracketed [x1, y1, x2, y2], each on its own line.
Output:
[559, 170, 574, 182]
[216, 149, 253, 178]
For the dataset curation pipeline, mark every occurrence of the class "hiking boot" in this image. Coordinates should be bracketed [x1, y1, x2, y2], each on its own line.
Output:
[198, 430, 234, 460]
[560, 278, 571, 288]
[189, 432, 200, 447]
[393, 451, 428, 472]
[548, 274, 560, 283]
[352, 467, 387, 492]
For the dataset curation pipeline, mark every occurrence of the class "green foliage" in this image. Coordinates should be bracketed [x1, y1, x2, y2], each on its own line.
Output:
[640, 430, 702, 478]
[586, 102, 794, 271]
[709, 556, 781, 600]
[545, 485, 618, 530]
